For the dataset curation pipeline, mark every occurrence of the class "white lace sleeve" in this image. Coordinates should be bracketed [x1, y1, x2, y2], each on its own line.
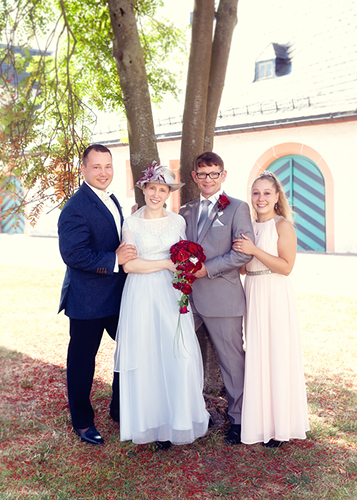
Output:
[177, 213, 187, 240]
[167, 211, 187, 241]
[122, 217, 137, 246]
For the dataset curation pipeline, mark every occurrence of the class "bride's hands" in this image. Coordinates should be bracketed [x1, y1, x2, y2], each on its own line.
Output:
[232, 233, 255, 255]
[166, 260, 177, 273]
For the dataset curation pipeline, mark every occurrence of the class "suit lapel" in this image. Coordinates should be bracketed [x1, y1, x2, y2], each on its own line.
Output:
[81, 183, 119, 237]
[197, 202, 219, 243]
[191, 199, 200, 241]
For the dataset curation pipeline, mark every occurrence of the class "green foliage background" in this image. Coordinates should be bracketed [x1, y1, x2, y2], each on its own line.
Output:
[0, 0, 186, 221]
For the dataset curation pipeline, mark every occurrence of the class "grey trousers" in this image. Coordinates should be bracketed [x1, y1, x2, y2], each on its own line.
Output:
[192, 303, 245, 425]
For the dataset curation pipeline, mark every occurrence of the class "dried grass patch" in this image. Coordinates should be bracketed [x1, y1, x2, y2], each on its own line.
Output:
[0, 266, 356, 499]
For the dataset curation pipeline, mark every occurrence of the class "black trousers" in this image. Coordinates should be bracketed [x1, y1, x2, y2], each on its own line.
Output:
[67, 314, 119, 429]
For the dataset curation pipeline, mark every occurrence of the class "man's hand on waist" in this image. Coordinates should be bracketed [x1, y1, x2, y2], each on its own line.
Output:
[116, 241, 137, 266]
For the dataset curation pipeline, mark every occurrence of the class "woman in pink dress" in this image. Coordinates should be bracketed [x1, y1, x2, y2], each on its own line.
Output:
[233, 171, 309, 447]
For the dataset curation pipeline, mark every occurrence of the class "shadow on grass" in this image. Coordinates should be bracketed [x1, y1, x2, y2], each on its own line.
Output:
[1, 346, 357, 500]
[306, 370, 357, 441]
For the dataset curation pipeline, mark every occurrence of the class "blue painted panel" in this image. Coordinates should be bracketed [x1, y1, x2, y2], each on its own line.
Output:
[294, 198, 325, 228]
[267, 155, 326, 251]
[293, 190, 325, 217]
[294, 210, 325, 243]
[1, 175, 25, 234]
[293, 182, 325, 212]
[293, 173, 325, 201]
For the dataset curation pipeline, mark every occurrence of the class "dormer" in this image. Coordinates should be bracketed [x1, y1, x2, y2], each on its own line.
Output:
[254, 43, 291, 81]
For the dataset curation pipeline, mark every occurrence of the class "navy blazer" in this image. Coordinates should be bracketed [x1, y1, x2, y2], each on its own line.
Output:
[58, 182, 126, 320]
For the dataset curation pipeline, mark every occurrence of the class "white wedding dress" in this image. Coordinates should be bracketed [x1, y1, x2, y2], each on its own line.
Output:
[114, 207, 209, 445]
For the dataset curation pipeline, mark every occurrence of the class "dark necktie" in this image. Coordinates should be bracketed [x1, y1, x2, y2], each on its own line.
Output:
[110, 194, 124, 226]
[197, 199, 211, 237]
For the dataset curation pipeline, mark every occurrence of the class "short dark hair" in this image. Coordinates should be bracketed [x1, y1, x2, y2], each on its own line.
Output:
[194, 152, 224, 171]
[82, 144, 112, 165]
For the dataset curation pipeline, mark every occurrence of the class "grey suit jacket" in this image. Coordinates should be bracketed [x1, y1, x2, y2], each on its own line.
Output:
[180, 193, 254, 318]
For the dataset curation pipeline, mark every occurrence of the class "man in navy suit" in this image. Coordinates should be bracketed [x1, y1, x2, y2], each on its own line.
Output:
[58, 144, 137, 445]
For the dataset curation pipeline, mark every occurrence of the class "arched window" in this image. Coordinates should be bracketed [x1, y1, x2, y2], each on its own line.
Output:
[268, 155, 326, 251]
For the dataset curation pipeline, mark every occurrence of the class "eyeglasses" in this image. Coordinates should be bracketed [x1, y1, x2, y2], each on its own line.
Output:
[195, 171, 223, 180]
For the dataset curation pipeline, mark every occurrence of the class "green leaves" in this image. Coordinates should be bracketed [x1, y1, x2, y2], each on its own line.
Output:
[0, 0, 186, 222]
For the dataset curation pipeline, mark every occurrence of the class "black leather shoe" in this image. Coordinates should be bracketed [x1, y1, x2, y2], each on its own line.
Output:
[263, 439, 283, 448]
[225, 424, 242, 445]
[156, 440, 171, 450]
[109, 409, 120, 423]
[74, 426, 104, 445]
[208, 416, 214, 428]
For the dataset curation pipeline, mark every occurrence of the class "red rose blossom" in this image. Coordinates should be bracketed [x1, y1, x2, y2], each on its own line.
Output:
[170, 240, 206, 315]
[187, 241, 198, 254]
[192, 262, 202, 273]
[176, 250, 191, 262]
[170, 239, 206, 354]
[181, 283, 192, 294]
[217, 194, 230, 211]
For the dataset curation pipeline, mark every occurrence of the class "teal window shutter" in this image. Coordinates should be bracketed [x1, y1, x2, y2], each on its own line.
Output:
[0, 175, 25, 234]
[268, 156, 326, 251]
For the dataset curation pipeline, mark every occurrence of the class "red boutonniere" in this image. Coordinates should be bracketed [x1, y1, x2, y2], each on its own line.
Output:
[217, 194, 230, 211]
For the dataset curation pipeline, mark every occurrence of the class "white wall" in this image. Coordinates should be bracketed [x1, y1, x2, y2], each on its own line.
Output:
[27, 119, 357, 254]
[107, 120, 357, 254]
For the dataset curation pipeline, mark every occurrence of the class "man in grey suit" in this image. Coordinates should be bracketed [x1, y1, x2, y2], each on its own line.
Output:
[179, 152, 254, 445]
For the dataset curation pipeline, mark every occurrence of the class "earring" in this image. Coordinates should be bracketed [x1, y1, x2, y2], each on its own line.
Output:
[274, 203, 277, 209]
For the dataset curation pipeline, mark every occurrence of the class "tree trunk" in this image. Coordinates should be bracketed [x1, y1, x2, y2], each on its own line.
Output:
[109, 0, 239, 402]
[179, 0, 239, 400]
[204, 0, 239, 152]
[179, 0, 215, 205]
[107, 0, 159, 207]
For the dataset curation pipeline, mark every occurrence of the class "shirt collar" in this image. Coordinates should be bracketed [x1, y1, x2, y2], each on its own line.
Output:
[199, 188, 224, 206]
[85, 181, 112, 202]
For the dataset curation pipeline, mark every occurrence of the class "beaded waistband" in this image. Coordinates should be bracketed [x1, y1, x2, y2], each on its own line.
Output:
[246, 269, 275, 276]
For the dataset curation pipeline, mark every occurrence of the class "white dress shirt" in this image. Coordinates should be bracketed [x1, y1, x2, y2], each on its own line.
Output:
[85, 181, 121, 272]
[197, 189, 224, 221]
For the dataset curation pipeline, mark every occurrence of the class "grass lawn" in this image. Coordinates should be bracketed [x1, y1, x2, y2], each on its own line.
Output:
[0, 265, 356, 499]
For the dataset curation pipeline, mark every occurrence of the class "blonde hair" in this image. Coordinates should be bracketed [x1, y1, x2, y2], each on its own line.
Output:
[251, 171, 295, 224]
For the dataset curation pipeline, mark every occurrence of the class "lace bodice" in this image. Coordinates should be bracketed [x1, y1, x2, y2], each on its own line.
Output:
[122, 208, 186, 260]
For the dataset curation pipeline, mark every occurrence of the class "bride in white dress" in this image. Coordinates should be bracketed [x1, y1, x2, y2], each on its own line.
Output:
[113, 163, 209, 449]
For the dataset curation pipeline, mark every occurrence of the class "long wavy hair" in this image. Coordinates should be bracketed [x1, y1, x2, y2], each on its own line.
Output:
[251, 171, 295, 224]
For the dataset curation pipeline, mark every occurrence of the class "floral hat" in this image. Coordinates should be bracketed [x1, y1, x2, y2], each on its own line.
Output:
[135, 161, 185, 192]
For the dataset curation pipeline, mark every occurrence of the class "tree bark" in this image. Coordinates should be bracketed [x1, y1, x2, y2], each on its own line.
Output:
[108, 0, 239, 402]
[107, 0, 159, 207]
[204, 0, 239, 152]
[179, 0, 239, 400]
[179, 0, 215, 205]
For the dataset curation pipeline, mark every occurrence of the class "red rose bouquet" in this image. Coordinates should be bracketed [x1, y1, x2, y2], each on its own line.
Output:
[170, 240, 206, 352]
